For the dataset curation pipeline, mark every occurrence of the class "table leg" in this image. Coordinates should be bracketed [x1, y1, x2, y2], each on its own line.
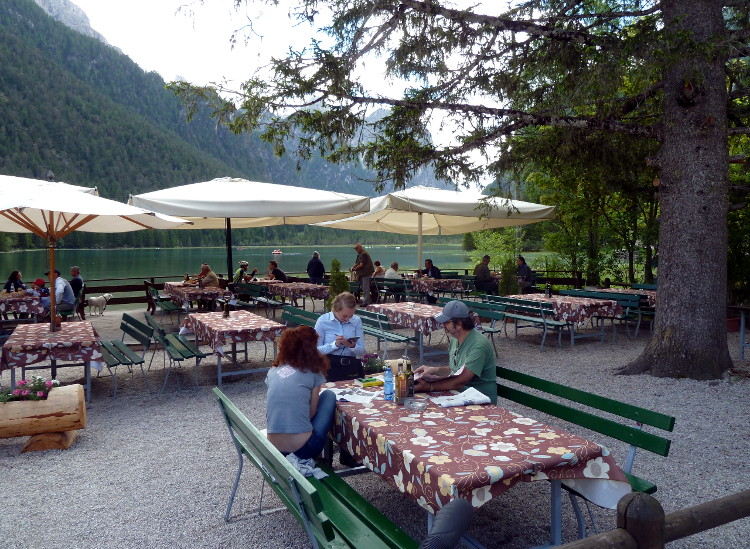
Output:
[84, 361, 91, 405]
[417, 330, 424, 364]
[549, 479, 562, 546]
[741, 311, 746, 360]
[10, 367, 16, 389]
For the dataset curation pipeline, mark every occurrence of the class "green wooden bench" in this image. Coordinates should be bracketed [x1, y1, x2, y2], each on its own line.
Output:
[496, 367, 675, 539]
[213, 388, 419, 549]
[375, 278, 407, 302]
[146, 284, 183, 323]
[281, 304, 319, 328]
[631, 283, 657, 290]
[357, 309, 414, 360]
[484, 295, 569, 349]
[559, 289, 646, 340]
[98, 313, 154, 395]
[234, 283, 284, 318]
[144, 312, 206, 392]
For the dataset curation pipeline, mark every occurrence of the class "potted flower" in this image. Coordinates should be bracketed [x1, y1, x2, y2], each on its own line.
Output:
[0, 375, 59, 402]
[361, 353, 386, 374]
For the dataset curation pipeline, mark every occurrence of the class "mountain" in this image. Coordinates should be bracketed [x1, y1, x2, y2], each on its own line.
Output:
[0, 0, 448, 251]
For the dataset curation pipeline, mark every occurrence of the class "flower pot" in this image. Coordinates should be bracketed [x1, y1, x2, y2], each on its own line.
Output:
[0, 384, 86, 439]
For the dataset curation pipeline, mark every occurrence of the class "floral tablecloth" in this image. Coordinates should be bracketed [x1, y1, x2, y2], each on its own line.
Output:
[507, 294, 623, 325]
[409, 278, 465, 294]
[596, 288, 657, 308]
[265, 282, 329, 301]
[331, 380, 630, 514]
[164, 281, 228, 307]
[366, 302, 444, 335]
[1, 321, 104, 373]
[181, 310, 286, 355]
[0, 295, 46, 316]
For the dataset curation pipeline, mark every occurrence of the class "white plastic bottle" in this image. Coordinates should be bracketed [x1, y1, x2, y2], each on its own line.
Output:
[383, 365, 394, 401]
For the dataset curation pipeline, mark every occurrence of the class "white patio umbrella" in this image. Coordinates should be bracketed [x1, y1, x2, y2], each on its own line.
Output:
[130, 177, 371, 276]
[0, 176, 189, 329]
[317, 186, 556, 268]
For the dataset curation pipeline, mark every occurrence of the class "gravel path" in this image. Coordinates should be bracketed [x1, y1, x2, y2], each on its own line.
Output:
[1, 307, 748, 548]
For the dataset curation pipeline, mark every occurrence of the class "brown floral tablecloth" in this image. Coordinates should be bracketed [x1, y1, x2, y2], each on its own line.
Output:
[0, 295, 45, 316]
[265, 282, 329, 301]
[507, 294, 623, 325]
[330, 380, 630, 513]
[410, 278, 465, 294]
[181, 310, 286, 355]
[595, 288, 657, 308]
[164, 282, 228, 307]
[367, 302, 444, 335]
[1, 321, 103, 373]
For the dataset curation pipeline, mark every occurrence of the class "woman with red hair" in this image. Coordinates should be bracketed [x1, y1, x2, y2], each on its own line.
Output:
[265, 326, 335, 459]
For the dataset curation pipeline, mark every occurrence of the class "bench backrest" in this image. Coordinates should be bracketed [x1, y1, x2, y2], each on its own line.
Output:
[484, 295, 553, 318]
[213, 388, 335, 545]
[143, 311, 168, 337]
[120, 312, 153, 347]
[496, 367, 674, 472]
[356, 309, 394, 331]
[234, 283, 263, 297]
[631, 283, 658, 290]
[441, 271, 459, 278]
[281, 305, 318, 327]
[378, 279, 406, 291]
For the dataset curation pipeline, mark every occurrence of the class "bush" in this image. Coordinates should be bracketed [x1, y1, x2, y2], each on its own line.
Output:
[497, 257, 520, 296]
[326, 258, 350, 311]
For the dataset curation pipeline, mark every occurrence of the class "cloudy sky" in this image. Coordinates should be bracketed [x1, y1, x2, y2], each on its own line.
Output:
[71, 0, 312, 85]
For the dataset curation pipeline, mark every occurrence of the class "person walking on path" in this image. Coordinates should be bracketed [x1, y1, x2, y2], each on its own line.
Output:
[306, 251, 326, 285]
[351, 243, 375, 306]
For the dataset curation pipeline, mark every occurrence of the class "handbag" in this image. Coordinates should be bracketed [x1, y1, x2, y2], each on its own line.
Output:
[326, 353, 363, 382]
[350, 270, 360, 282]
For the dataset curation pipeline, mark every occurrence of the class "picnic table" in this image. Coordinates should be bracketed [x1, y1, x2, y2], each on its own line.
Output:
[330, 378, 630, 545]
[409, 278, 464, 294]
[594, 287, 657, 307]
[0, 294, 46, 318]
[180, 310, 286, 387]
[1, 322, 103, 403]
[366, 302, 446, 364]
[507, 293, 623, 326]
[163, 281, 228, 310]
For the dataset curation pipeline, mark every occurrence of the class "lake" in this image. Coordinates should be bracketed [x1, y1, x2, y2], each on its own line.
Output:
[0, 245, 475, 282]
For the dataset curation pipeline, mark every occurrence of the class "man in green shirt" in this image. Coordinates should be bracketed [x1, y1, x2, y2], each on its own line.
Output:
[414, 300, 497, 404]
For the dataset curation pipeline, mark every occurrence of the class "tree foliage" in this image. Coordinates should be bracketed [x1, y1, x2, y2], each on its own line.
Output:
[172, 1, 749, 379]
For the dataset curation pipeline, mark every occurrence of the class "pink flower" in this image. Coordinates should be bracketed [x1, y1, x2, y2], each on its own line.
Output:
[45, 380, 53, 388]
[37, 391, 46, 397]
[17, 380, 27, 386]
[21, 390, 29, 396]
[12, 389, 20, 395]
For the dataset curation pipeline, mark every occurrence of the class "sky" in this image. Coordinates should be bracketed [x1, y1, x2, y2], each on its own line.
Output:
[71, 0, 313, 85]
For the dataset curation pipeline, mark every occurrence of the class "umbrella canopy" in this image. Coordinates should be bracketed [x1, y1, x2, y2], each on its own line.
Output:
[0, 176, 189, 328]
[130, 177, 371, 275]
[318, 186, 556, 267]
[130, 178, 371, 229]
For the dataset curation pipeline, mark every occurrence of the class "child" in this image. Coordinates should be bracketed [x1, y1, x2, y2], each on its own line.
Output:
[29, 278, 51, 308]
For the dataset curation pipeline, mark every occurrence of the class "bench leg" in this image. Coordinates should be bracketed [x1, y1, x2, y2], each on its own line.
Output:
[226, 446, 245, 522]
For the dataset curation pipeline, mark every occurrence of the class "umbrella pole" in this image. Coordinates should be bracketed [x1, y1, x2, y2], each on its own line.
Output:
[48, 242, 57, 332]
[417, 213, 423, 273]
[225, 218, 233, 282]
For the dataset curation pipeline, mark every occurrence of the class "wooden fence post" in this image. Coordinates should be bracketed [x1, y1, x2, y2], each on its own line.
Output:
[617, 492, 665, 549]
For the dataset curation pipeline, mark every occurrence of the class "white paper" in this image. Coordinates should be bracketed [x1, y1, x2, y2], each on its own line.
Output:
[327, 387, 382, 404]
[429, 386, 491, 407]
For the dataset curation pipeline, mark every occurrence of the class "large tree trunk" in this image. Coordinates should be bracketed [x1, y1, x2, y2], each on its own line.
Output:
[622, 0, 732, 379]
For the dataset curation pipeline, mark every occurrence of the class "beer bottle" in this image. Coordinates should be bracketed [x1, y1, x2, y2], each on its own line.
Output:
[396, 361, 406, 403]
[184, 273, 189, 282]
[405, 360, 414, 398]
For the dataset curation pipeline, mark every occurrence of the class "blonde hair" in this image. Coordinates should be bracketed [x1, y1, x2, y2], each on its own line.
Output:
[332, 292, 357, 311]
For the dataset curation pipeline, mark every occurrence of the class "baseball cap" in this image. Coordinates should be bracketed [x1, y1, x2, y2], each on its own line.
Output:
[435, 300, 470, 323]
[33, 278, 46, 287]
[239, 260, 249, 267]
[44, 269, 61, 276]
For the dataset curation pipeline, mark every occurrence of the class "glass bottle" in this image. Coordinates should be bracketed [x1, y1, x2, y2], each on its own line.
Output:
[546, 281, 552, 297]
[405, 360, 414, 398]
[184, 273, 189, 282]
[396, 361, 406, 404]
[223, 301, 231, 318]
[383, 366, 394, 401]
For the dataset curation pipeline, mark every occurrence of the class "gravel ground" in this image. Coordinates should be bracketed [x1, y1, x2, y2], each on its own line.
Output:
[1, 305, 748, 548]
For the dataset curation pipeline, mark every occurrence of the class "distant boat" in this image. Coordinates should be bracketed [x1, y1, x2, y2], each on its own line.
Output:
[272, 249, 283, 254]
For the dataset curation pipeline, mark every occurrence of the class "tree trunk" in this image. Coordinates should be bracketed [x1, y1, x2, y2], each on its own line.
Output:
[622, 0, 732, 379]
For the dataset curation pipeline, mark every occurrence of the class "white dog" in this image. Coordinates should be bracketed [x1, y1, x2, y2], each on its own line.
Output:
[87, 293, 113, 316]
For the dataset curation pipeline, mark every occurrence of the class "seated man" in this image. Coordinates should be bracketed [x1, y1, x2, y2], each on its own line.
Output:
[419, 258, 441, 303]
[516, 255, 535, 294]
[45, 269, 75, 313]
[414, 300, 496, 404]
[473, 255, 498, 295]
[233, 260, 257, 284]
[197, 263, 221, 310]
[267, 260, 288, 282]
[69, 266, 84, 298]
